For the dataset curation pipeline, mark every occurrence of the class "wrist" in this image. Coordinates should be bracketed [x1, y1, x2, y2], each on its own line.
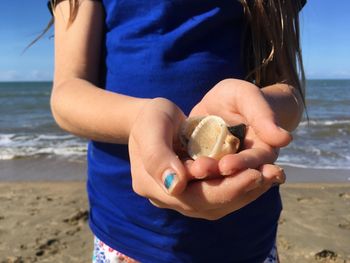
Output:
[130, 97, 185, 134]
[127, 97, 153, 136]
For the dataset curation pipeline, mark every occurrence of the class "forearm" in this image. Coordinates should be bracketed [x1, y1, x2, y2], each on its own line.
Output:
[261, 83, 304, 132]
[51, 1, 145, 144]
[51, 78, 150, 144]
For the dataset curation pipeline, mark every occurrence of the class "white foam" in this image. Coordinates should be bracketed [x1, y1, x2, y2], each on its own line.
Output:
[37, 134, 74, 140]
[0, 133, 87, 160]
[0, 134, 15, 146]
[0, 153, 16, 160]
[276, 161, 350, 170]
[299, 119, 350, 127]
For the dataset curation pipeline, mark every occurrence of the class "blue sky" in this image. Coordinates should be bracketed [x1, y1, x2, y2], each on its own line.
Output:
[0, 1, 349, 81]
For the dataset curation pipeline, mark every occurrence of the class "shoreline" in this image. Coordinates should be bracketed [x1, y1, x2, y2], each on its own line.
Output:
[1, 156, 349, 183]
[281, 164, 350, 183]
[0, 157, 86, 181]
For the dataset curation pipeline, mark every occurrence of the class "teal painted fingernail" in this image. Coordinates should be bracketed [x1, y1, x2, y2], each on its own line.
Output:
[162, 169, 179, 194]
[164, 173, 176, 190]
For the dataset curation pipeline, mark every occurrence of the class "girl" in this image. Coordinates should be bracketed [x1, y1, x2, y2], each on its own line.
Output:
[49, 0, 306, 262]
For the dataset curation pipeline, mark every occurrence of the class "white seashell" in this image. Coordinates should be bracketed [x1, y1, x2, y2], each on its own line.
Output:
[179, 116, 204, 147]
[180, 115, 243, 160]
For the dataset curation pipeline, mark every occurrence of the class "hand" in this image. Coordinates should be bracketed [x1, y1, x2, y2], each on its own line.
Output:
[128, 97, 188, 196]
[128, 98, 285, 220]
[189, 78, 292, 175]
[191, 78, 292, 147]
[150, 164, 285, 220]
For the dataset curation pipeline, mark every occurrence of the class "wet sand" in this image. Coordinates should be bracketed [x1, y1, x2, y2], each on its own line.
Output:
[1, 157, 349, 183]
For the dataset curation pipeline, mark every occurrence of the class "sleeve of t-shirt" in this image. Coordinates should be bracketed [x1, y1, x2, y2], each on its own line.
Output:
[47, 0, 102, 16]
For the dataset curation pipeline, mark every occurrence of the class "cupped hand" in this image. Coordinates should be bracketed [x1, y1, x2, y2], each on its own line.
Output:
[191, 78, 292, 147]
[189, 78, 291, 176]
[149, 164, 285, 220]
[128, 97, 286, 220]
[128, 97, 188, 196]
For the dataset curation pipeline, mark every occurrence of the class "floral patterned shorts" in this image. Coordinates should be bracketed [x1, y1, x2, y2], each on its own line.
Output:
[92, 236, 278, 263]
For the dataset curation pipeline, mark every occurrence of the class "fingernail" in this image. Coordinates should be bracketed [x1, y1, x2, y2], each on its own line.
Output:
[278, 126, 292, 137]
[221, 170, 234, 176]
[278, 126, 288, 132]
[163, 170, 178, 194]
[195, 173, 208, 179]
[274, 167, 286, 184]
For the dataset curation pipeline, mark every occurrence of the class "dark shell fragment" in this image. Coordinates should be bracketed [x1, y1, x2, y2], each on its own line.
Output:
[227, 124, 246, 151]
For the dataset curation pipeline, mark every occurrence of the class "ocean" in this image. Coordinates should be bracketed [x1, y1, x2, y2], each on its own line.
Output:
[0, 82, 86, 162]
[0, 80, 349, 170]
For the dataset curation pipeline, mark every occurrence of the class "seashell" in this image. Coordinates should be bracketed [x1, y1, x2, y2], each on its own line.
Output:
[179, 115, 246, 160]
[179, 116, 204, 147]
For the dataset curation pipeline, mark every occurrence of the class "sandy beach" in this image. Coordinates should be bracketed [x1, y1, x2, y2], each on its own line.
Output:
[278, 183, 350, 263]
[0, 159, 349, 262]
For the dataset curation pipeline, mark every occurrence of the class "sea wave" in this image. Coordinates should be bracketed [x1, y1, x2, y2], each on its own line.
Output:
[276, 160, 350, 170]
[277, 150, 350, 170]
[1, 127, 349, 170]
[299, 119, 350, 127]
[0, 133, 87, 160]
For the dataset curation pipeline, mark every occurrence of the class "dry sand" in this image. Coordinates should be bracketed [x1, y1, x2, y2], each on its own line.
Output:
[0, 181, 349, 262]
[0, 182, 92, 263]
[278, 183, 350, 263]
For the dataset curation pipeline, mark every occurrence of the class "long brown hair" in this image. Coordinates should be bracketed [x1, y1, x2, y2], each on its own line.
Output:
[240, 0, 306, 106]
[24, 0, 79, 52]
[39, 0, 306, 105]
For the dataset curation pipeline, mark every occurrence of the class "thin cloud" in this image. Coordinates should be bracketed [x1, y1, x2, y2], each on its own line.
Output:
[0, 70, 52, 81]
[0, 70, 21, 81]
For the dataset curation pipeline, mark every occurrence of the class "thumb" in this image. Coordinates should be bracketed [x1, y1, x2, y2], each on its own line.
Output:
[138, 112, 188, 196]
[237, 84, 292, 147]
[250, 117, 292, 147]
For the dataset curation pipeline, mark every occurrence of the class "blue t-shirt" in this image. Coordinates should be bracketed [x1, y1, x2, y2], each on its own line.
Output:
[88, 1, 282, 262]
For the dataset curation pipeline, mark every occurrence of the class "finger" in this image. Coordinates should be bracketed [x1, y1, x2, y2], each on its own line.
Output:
[197, 164, 286, 219]
[258, 164, 286, 185]
[149, 199, 162, 208]
[142, 133, 187, 196]
[238, 164, 286, 204]
[136, 103, 188, 196]
[149, 164, 286, 220]
[189, 103, 205, 117]
[229, 164, 285, 192]
[179, 168, 264, 210]
[234, 81, 292, 147]
[186, 156, 220, 179]
[240, 181, 272, 206]
[218, 148, 278, 176]
[148, 197, 210, 219]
